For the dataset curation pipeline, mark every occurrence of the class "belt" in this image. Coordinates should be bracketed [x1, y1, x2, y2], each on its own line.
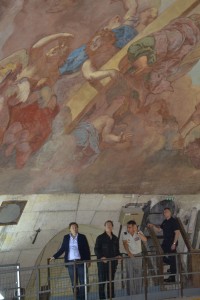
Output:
[134, 252, 142, 256]
[126, 252, 141, 256]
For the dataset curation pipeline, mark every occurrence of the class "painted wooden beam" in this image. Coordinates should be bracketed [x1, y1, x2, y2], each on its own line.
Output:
[65, 0, 199, 133]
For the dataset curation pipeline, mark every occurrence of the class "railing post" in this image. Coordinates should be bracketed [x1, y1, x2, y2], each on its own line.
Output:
[143, 254, 148, 300]
[47, 258, 51, 296]
[109, 259, 112, 300]
[16, 265, 21, 300]
[73, 261, 77, 300]
[84, 262, 88, 300]
[121, 255, 125, 289]
[36, 266, 40, 300]
[177, 253, 183, 298]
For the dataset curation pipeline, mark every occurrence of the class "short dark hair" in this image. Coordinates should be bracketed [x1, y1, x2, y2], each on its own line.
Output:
[104, 220, 113, 226]
[127, 220, 136, 225]
[163, 207, 172, 212]
[69, 222, 78, 229]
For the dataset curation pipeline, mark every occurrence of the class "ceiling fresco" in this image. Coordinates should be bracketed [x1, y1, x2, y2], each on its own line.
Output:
[0, 0, 200, 194]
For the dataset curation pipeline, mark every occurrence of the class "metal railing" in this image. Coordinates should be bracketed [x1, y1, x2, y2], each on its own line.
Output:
[0, 252, 200, 300]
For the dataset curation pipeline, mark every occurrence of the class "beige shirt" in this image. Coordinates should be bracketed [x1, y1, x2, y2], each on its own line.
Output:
[122, 231, 143, 255]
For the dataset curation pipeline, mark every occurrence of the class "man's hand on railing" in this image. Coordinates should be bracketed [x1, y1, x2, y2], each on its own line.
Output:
[171, 243, 176, 251]
[101, 256, 107, 263]
[49, 257, 55, 262]
[87, 262, 91, 268]
[115, 255, 122, 263]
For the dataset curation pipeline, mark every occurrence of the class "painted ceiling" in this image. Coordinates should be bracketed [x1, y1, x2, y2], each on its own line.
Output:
[1, 0, 200, 194]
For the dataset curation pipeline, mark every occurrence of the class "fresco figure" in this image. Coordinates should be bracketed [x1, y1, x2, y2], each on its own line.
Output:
[60, 0, 158, 82]
[72, 96, 132, 164]
[121, 14, 200, 95]
[0, 33, 72, 167]
[2, 89, 59, 169]
[0, 64, 23, 144]
[0, 0, 158, 171]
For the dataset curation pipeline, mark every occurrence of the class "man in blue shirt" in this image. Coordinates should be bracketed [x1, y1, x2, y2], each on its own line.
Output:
[50, 222, 91, 300]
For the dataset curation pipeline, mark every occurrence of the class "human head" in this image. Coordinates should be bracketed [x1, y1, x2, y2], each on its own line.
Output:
[104, 220, 114, 233]
[45, 38, 72, 66]
[86, 29, 116, 57]
[36, 87, 57, 113]
[127, 220, 137, 234]
[69, 222, 79, 236]
[163, 207, 172, 219]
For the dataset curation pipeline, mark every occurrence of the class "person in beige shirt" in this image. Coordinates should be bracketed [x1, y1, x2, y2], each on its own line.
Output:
[122, 220, 147, 295]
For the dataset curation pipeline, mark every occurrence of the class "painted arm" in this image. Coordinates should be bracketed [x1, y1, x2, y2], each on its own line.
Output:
[101, 118, 122, 143]
[32, 33, 74, 49]
[123, 0, 138, 26]
[82, 59, 119, 81]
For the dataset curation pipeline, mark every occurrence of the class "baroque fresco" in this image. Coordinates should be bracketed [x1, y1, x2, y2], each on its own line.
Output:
[1, 0, 200, 194]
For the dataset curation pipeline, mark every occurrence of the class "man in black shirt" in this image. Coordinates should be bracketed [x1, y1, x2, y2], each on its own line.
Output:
[94, 220, 121, 299]
[148, 207, 180, 282]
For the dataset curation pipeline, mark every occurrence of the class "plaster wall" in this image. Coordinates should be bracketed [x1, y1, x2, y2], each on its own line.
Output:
[0, 194, 199, 268]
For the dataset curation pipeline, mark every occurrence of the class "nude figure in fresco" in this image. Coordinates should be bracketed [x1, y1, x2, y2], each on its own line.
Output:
[2, 88, 59, 169]
[111, 0, 158, 30]
[0, 32, 73, 106]
[71, 96, 132, 163]
[0, 1, 157, 167]
[24, 95, 132, 192]
[119, 13, 200, 169]
[120, 14, 200, 96]
[0, 33, 73, 168]
[34, 95, 132, 172]
[59, 0, 158, 83]
[0, 0, 158, 171]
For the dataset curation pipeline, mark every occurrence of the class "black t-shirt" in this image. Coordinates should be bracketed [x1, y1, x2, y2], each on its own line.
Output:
[94, 232, 120, 259]
[161, 217, 180, 246]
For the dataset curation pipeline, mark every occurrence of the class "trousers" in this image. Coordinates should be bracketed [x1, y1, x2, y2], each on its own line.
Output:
[67, 262, 86, 300]
[97, 261, 117, 299]
[162, 243, 177, 277]
[125, 254, 143, 295]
